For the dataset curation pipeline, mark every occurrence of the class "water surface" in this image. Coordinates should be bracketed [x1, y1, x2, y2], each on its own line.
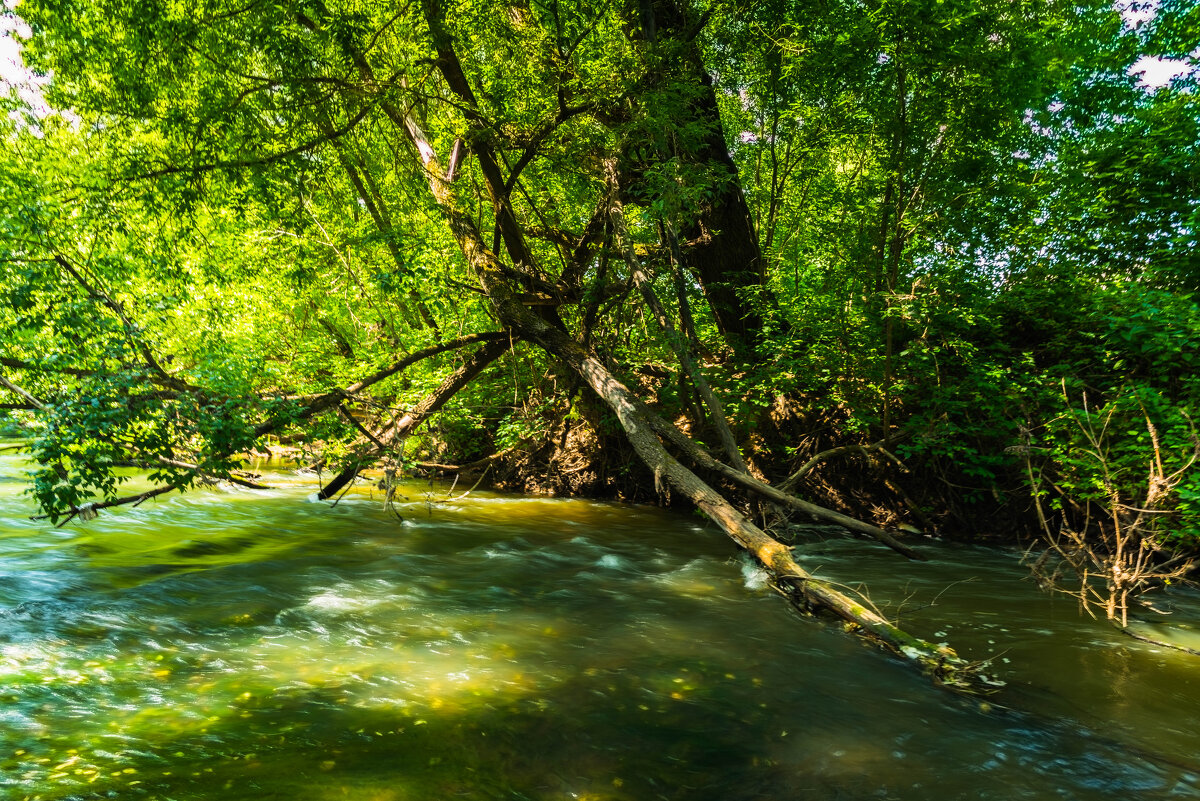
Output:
[1, 446, 1198, 799]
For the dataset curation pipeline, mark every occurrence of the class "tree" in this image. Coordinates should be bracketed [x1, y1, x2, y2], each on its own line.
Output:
[4, 0, 1193, 676]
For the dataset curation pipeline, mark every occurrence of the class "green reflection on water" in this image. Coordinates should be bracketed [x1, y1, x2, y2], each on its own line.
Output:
[0, 456, 1198, 800]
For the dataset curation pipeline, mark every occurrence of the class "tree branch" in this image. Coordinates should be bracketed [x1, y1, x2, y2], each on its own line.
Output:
[0, 357, 95, 377]
[31, 481, 186, 526]
[254, 331, 512, 438]
[606, 157, 749, 474]
[156, 456, 272, 489]
[780, 436, 910, 493]
[52, 255, 194, 392]
[502, 102, 595, 196]
[317, 337, 513, 499]
[0, 374, 48, 411]
[134, 100, 377, 180]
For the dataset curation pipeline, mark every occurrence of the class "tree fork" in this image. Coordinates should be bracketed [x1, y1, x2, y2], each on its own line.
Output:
[399, 2, 976, 685]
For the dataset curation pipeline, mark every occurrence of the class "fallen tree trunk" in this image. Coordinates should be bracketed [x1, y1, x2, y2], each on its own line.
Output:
[391, 29, 975, 687]
[286, 0, 983, 689]
[499, 298, 971, 682]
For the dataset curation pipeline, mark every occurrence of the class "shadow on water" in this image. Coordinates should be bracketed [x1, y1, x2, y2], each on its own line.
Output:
[1, 467, 1199, 800]
[4, 584, 1190, 801]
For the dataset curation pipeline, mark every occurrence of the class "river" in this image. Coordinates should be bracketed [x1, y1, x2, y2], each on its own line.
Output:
[2, 444, 1199, 800]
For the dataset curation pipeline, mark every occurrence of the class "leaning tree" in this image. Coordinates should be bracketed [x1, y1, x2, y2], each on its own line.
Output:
[1, 0, 1101, 687]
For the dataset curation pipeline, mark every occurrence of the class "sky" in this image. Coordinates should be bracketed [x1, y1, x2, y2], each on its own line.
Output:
[1130, 54, 1196, 87]
[0, 0, 50, 116]
[1119, 0, 1198, 88]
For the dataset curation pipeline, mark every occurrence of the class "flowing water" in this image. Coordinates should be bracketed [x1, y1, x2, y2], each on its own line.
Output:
[2, 443, 1199, 800]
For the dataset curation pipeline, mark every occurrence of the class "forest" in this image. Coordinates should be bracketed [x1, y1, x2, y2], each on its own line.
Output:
[1, 0, 1199, 679]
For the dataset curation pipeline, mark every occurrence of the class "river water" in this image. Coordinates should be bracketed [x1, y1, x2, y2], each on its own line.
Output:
[2, 445, 1199, 800]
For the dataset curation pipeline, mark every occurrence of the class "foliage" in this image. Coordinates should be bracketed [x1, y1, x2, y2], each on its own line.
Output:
[0, 0, 1197, 613]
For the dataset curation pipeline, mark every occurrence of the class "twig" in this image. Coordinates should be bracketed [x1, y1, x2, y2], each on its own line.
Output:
[31, 481, 186, 526]
[431, 465, 492, 503]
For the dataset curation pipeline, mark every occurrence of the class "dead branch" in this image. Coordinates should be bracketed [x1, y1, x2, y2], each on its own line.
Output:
[606, 157, 749, 475]
[0, 374, 48, 411]
[780, 436, 910, 492]
[411, 446, 519, 473]
[31, 481, 186, 526]
[317, 338, 512, 499]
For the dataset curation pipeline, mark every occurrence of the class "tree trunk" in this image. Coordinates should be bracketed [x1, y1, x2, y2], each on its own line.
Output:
[363, 1, 983, 688]
[615, 0, 768, 350]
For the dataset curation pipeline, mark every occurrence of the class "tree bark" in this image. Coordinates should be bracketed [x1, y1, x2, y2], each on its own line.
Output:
[393, 19, 962, 678]
[614, 0, 769, 349]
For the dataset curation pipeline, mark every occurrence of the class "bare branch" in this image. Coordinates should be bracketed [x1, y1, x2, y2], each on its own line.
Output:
[317, 337, 513, 499]
[780, 436, 910, 492]
[254, 331, 512, 438]
[155, 456, 272, 490]
[0, 374, 48, 411]
[31, 481, 186, 525]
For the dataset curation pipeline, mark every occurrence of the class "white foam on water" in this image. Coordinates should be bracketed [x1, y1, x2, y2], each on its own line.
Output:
[740, 554, 770, 591]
